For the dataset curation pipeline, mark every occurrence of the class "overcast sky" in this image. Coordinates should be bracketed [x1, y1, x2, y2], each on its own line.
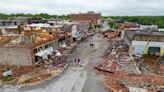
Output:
[0, 0, 164, 16]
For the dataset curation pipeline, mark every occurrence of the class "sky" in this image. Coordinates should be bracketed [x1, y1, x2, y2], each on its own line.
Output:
[0, 0, 164, 16]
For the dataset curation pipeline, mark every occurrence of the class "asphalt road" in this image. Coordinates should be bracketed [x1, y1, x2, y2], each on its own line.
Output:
[80, 33, 109, 92]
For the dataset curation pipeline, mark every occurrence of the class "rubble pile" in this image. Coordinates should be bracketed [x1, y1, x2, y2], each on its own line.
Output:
[28, 74, 51, 83]
[17, 63, 67, 86]
[105, 72, 164, 88]
[96, 32, 164, 92]
[104, 80, 129, 92]
[0, 54, 68, 87]
[12, 66, 37, 76]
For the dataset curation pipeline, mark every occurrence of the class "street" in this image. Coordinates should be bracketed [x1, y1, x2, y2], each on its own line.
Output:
[1, 33, 110, 92]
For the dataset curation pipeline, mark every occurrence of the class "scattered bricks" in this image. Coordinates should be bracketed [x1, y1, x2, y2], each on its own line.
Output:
[29, 74, 51, 83]
[97, 59, 164, 90]
[97, 35, 164, 91]
[106, 72, 164, 89]
[148, 88, 156, 92]
[143, 55, 159, 68]
[56, 63, 67, 68]
[0, 66, 7, 74]
[12, 66, 37, 76]
[159, 65, 164, 75]
[105, 80, 129, 92]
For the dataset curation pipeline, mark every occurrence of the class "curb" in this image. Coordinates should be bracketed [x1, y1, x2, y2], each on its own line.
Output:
[20, 64, 68, 88]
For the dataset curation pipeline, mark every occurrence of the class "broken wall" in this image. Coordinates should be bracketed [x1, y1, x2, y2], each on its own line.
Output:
[0, 47, 33, 66]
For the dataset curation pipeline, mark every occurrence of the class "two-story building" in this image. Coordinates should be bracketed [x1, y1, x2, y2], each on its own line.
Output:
[0, 30, 58, 66]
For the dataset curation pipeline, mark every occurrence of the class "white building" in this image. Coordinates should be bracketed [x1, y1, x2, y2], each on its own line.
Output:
[124, 30, 164, 56]
[139, 25, 158, 31]
[102, 21, 110, 31]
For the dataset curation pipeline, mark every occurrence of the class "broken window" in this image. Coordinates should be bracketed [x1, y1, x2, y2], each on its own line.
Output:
[148, 47, 161, 55]
[34, 49, 37, 53]
[45, 44, 48, 49]
[37, 47, 41, 52]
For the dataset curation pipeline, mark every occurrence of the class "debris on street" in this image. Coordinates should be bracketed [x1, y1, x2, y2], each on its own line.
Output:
[96, 29, 164, 92]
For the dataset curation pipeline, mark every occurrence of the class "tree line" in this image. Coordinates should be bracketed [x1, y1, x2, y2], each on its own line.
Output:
[1, 13, 163, 28]
[0, 13, 70, 19]
[107, 16, 164, 28]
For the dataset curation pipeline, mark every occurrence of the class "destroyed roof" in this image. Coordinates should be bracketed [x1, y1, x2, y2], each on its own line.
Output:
[125, 30, 164, 41]
[0, 35, 18, 46]
[0, 30, 57, 48]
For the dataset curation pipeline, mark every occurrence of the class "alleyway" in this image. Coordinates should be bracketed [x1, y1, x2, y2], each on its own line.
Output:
[1, 33, 110, 92]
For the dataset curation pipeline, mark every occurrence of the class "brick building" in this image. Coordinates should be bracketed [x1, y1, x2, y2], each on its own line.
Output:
[0, 30, 58, 66]
[70, 11, 101, 25]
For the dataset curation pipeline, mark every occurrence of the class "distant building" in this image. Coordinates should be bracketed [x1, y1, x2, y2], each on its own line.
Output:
[27, 17, 46, 24]
[24, 23, 63, 32]
[70, 11, 101, 25]
[124, 30, 164, 56]
[122, 22, 139, 30]
[158, 28, 164, 32]
[102, 21, 110, 31]
[0, 26, 18, 35]
[139, 25, 158, 31]
[0, 20, 13, 26]
[63, 23, 89, 42]
[47, 19, 62, 25]
[0, 17, 28, 27]
[77, 23, 89, 40]
[10, 17, 28, 26]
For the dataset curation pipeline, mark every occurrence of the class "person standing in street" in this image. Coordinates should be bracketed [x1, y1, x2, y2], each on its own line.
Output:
[74, 58, 77, 63]
[77, 58, 80, 64]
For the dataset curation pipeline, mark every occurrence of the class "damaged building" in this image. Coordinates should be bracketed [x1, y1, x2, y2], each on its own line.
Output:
[0, 30, 58, 66]
[0, 26, 18, 35]
[124, 30, 164, 56]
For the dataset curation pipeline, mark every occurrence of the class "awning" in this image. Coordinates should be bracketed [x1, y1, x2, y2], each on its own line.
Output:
[35, 47, 54, 59]
[35, 50, 48, 59]
[45, 47, 54, 55]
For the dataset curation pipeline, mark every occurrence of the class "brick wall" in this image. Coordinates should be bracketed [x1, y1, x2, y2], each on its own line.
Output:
[0, 47, 33, 66]
[70, 12, 101, 25]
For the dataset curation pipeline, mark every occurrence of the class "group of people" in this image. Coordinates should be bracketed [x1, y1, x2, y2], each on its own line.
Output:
[75, 58, 81, 64]
[90, 43, 94, 48]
